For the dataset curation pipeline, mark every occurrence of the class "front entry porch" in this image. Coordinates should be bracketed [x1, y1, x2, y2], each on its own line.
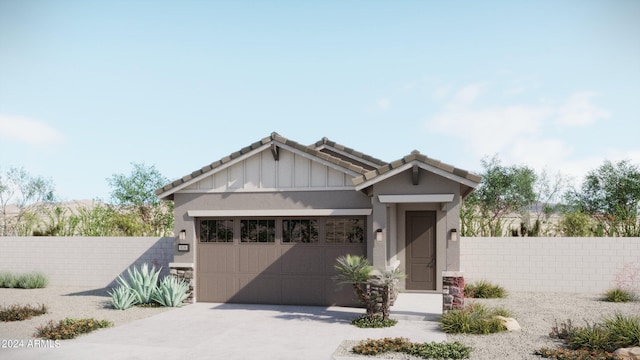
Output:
[390, 292, 443, 321]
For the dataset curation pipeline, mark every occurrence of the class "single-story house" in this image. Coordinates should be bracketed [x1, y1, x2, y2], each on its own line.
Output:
[156, 132, 480, 306]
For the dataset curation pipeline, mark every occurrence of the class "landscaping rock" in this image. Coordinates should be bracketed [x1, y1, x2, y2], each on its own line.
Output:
[494, 316, 521, 331]
[614, 347, 640, 360]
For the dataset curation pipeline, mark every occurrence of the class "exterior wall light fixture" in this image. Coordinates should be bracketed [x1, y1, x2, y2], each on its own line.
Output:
[450, 229, 458, 242]
[179, 229, 186, 241]
[376, 228, 383, 242]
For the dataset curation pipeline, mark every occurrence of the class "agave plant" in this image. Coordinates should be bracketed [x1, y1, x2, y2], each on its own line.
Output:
[117, 263, 161, 304]
[108, 285, 137, 310]
[152, 276, 190, 307]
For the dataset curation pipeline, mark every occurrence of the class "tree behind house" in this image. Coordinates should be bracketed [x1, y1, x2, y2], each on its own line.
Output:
[0, 167, 56, 236]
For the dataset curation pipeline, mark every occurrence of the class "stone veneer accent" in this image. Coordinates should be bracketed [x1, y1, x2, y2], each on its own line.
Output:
[442, 271, 465, 312]
[169, 263, 195, 303]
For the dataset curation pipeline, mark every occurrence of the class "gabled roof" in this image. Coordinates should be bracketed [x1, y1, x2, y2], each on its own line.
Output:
[311, 137, 387, 171]
[353, 150, 482, 191]
[155, 132, 370, 200]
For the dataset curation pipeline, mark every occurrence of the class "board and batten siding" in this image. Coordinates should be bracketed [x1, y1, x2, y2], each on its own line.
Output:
[183, 148, 352, 192]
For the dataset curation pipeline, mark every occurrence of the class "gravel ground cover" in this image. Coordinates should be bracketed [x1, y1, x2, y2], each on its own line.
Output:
[335, 292, 640, 360]
[2, 288, 638, 359]
[0, 286, 171, 340]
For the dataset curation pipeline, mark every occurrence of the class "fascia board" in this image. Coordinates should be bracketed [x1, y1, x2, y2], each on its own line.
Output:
[157, 143, 272, 198]
[187, 209, 373, 217]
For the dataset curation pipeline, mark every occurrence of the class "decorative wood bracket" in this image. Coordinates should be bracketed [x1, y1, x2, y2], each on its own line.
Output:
[271, 143, 279, 161]
[412, 164, 419, 185]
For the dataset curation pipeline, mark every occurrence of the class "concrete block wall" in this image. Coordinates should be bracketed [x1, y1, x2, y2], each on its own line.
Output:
[460, 237, 640, 293]
[0, 237, 174, 288]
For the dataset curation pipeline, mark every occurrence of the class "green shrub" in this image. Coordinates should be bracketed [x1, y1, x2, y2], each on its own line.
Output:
[534, 347, 619, 360]
[116, 263, 160, 304]
[0, 304, 47, 322]
[405, 341, 472, 359]
[603, 314, 640, 350]
[0, 271, 17, 288]
[464, 280, 507, 298]
[440, 303, 510, 334]
[603, 288, 636, 303]
[568, 323, 613, 351]
[352, 337, 471, 359]
[0, 271, 48, 289]
[108, 286, 138, 310]
[563, 314, 640, 352]
[36, 318, 112, 340]
[16, 272, 48, 289]
[351, 314, 398, 328]
[152, 276, 190, 307]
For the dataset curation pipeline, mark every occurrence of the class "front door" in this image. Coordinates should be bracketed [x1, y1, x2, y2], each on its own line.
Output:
[405, 211, 436, 290]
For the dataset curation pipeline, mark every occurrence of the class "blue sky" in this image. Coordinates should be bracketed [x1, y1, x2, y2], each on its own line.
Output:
[1, 0, 639, 201]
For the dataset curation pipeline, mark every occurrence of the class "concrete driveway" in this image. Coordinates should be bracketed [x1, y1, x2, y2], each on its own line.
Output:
[3, 302, 446, 360]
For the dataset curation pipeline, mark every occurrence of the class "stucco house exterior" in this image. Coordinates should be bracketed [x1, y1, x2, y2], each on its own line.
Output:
[156, 132, 480, 306]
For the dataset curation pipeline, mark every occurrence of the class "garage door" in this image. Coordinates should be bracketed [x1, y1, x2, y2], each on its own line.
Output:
[196, 217, 367, 306]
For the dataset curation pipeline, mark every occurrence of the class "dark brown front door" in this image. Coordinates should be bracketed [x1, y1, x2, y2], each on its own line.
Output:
[405, 211, 436, 290]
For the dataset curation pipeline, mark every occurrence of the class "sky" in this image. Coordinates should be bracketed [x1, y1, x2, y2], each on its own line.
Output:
[1, 0, 639, 202]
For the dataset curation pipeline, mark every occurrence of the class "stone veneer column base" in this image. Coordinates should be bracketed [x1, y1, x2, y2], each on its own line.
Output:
[442, 271, 464, 312]
[169, 262, 195, 303]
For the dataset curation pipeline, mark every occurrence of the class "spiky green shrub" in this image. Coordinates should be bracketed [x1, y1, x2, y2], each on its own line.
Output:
[117, 263, 160, 304]
[603, 288, 636, 303]
[0, 271, 48, 289]
[440, 303, 510, 334]
[568, 323, 613, 351]
[152, 276, 190, 307]
[564, 314, 640, 352]
[0, 304, 47, 322]
[464, 280, 507, 299]
[0, 271, 17, 288]
[16, 272, 48, 289]
[36, 318, 112, 340]
[108, 286, 138, 310]
[603, 314, 640, 350]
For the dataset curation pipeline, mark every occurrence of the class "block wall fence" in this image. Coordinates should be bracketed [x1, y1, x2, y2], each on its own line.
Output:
[0, 236, 638, 294]
[460, 237, 640, 293]
[0, 237, 174, 288]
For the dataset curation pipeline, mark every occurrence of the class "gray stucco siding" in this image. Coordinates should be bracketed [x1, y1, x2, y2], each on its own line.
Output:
[367, 168, 464, 292]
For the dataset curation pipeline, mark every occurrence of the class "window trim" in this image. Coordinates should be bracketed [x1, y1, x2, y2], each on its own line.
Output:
[196, 216, 366, 245]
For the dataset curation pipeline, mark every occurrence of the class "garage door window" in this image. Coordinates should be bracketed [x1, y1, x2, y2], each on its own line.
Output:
[200, 220, 234, 242]
[283, 219, 318, 243]
[241, 220, 276, 243]
[326, 218, 365, 243]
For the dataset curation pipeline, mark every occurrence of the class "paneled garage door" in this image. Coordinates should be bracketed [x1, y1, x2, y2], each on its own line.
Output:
[196, 217, 367, 306]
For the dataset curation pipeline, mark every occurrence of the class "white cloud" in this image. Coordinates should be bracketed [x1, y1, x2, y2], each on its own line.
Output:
[425, 83, 615, 183]
[376, 97, 391, 112]
[432, 84, 453, 100]
[446, 83, 487, 109]
[427, 83, 550, 155]
[0, 114, 65, 145]
[556, 92, 610, 126]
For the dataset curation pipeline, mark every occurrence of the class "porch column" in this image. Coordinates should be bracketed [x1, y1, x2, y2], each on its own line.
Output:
[370, 195, 387, 269]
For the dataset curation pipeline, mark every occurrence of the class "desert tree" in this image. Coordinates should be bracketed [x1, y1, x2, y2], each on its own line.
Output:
[462, 156, 537, 236]
[107, 162, 173, 236]
[567, 159, 640, 236]
[0, 167, 56, 236]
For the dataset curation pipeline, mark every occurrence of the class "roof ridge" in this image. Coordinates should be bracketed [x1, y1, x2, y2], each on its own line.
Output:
[156, 133, 369, 198]
[310, 137, 387, 166]
[352, 151, 482, 188]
